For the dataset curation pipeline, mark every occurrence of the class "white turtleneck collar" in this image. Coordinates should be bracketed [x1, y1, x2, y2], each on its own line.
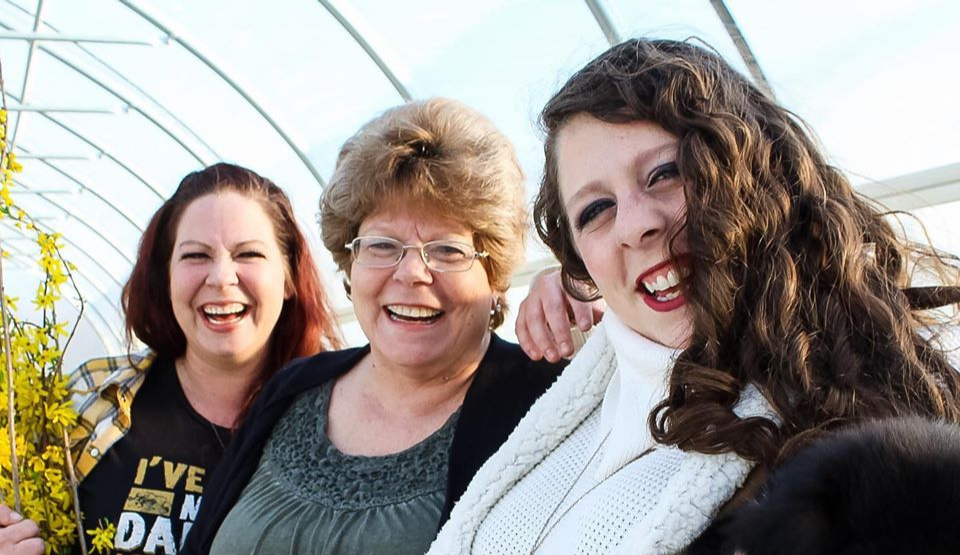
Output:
[595, 311, 681, 480]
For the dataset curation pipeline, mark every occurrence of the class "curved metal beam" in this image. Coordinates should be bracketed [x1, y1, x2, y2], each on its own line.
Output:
[118, 0, 328, 189]
[14, 176, 137, 266]
[0, 220, 124, 348]
[7, 0, 45, 148]
[16, 155, 143, 233]
[0, 3, 222, 165]
[0, 216, 124, 293]
[317, 0, 412, 102]
[43, 37, 222, 162]
[69, 274, 124, 349]
[584, 0, 621, 46]
[708, 0, 777, 101]
[0, 20, 212, 166]
[0, 19, 214, 185]
[33, 42, 211, 165]
[8, 91, 163, 201]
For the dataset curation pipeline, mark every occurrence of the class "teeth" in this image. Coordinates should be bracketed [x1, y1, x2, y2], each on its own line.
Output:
[643, 266, 686, 293]
[656, 275, 669, 290]
[203, 303, 244, 316]
[386, 305, 442, 319]
[656, 290, 681, 302]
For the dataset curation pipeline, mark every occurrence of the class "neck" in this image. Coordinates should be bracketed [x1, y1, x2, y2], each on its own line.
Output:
[176, 351, 264, 428]
[359, 333, 490, 416]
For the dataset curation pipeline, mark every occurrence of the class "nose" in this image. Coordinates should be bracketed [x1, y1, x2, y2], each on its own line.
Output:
[616, 197, 671, 249]
[205, 256, 239, 287]
[393, 246, 433, 285]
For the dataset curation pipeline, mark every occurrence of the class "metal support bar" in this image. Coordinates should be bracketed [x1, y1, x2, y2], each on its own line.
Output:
[0, 221, 124, 346]
[708, 0, 777, 100]
[14, 153, 98, 161]
[0, 204, 127, 288]
[317, 0, 412, 102]
[857, 162, 960, 212]
[0, 31, 156, 45]
[583, 0, 620, 46]
[119, 0, 328, 188]
[7, 0, 46, 149]
[7, 90, 164, 201]
[7, 104, 124, 113]
[14, 145, 145, 234]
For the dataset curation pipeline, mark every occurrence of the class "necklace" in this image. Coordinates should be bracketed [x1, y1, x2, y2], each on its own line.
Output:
[175, 358, 231, 452]
[528, 431, 654, 554]
[208, 421, 229, 452]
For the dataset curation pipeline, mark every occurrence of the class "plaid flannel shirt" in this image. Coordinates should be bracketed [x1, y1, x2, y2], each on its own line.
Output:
[67, 350, 157, 481]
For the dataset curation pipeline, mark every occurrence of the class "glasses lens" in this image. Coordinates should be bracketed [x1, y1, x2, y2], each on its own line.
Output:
[424, 241, 473, 271]
[354, 237, 402, 267]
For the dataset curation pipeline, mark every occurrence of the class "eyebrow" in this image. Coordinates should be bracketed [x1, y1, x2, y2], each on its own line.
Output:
[176, 239, 268, 250]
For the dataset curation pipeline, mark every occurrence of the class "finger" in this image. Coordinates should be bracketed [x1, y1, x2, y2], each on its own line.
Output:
[0, 504, 22, 526]
[591, 299, 606, 324]
[541, 293, 576, 359]
[515, 300, 542, 361]
[567, 297, 596, 332]
[525, 301, 565, 363]
[0, 520, 41, 547]
[12, 537, 44, 555]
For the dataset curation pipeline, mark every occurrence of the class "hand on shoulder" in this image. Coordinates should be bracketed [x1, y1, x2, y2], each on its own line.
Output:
[516, 267, 604, 362]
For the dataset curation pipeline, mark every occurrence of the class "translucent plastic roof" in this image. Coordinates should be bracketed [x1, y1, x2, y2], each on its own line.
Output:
[1, 0, 958, 366]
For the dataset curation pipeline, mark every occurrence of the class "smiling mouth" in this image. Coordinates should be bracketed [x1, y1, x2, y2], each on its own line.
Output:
[385, 304, 444, 324]
[201, 303, 248, 325]
[637, 258, 690, 304]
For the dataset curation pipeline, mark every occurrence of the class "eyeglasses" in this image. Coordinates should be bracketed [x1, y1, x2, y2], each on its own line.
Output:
[344, 236, 489, 273]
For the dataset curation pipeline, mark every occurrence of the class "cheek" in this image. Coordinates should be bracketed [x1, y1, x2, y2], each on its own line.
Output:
[575, 234, 610, 283]
[169, 267, 198, 303]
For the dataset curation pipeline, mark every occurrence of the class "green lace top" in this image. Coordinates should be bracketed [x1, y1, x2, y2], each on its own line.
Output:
[209, 380, 459, 554]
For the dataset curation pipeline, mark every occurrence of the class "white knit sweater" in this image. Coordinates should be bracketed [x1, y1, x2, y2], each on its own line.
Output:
[427, 314, 777, 555]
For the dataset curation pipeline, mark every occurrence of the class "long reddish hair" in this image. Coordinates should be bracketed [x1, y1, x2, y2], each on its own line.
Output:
[124, 163, 341, 412]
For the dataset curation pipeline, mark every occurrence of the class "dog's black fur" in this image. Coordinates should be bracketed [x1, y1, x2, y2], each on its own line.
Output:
[686, 417, 960, 555]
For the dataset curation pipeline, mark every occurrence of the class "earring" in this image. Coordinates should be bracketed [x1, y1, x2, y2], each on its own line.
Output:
[490, 298, 502, 317]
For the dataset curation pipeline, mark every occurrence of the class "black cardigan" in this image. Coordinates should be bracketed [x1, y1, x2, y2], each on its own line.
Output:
[182, 334, 565, 554]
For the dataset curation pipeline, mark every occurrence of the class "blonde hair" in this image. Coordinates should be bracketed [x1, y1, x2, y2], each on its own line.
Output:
[320, 98, 527, 328]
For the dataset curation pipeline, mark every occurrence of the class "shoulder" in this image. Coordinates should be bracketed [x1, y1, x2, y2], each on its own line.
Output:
[67, 350, 156, 393]
[254, 346, 369, 402]
[477, 334, 567, 388]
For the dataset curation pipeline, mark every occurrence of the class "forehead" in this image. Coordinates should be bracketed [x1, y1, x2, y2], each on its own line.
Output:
[556, 116, 678, 196]
[176, 192, 279, 242]
[359, 200, 473, 238]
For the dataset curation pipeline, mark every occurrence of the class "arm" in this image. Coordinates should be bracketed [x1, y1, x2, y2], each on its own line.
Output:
[0, 505, 44, 555]
[515, 267, 604, 362]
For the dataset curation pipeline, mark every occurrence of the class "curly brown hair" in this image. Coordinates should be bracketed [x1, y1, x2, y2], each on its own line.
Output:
[534, 38, 960, 465]
[320, 98, 527, 329]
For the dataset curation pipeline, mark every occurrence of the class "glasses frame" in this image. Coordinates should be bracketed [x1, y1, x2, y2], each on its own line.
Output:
[344, 235, 489, 273]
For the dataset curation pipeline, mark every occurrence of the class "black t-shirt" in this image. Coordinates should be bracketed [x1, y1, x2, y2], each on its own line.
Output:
[78, 358, 231, 554]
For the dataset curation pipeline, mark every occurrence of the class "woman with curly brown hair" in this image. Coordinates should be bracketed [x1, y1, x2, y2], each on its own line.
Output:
[429, 38, 960, 555]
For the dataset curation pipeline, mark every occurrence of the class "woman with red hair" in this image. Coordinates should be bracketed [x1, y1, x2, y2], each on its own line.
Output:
[0, 162, 341, 554]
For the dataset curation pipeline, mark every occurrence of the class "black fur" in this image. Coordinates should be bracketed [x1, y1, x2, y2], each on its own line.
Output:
[687, 417, 960, 555]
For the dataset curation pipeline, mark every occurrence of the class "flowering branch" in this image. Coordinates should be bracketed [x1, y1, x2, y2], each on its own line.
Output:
[0, 53, 22, 517]
[0, 56, 88, 554]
